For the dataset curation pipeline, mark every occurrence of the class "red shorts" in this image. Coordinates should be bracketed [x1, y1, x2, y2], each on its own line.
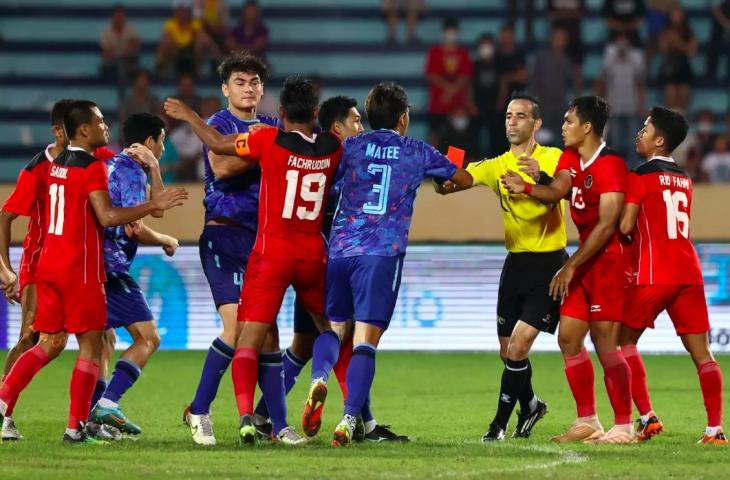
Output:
[237, 251, 325, 324]
[561, 252, 624, 322]
[33, 281, 107, 334]
[623, 284, 709, 336]
[18, 267, 35, 296]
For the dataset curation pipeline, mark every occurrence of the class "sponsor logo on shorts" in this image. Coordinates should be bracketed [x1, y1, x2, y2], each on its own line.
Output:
[590, 304, 602, 312]
[500, 393, 511, 403]
[541, 313, 552, 324]
[497, 316, 506, 325]
[584, 175, 593, 189]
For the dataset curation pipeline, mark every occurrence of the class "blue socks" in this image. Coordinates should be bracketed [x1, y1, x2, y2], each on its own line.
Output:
[190, 337, 235, 415]
[344, 343, 377, 417]
[102, 359, 141, 404]
[257, 351, 287, 434]
[311, 330, 340, 381]
[255, 347, 308, 419]
[361, 395, 374, 423]
[89, 378, 107, 416]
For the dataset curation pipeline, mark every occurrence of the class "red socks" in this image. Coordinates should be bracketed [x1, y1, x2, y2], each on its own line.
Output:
[333, 339, 353, 398]
[564, 349, 596, 418]
[0, 345, 50, 416]
[621, 344, 653, 416]
[598, 350, 633, 425]
[698, 360, 723, 427]
[68, 357, 100, 429]
[232, 348, 258, 417]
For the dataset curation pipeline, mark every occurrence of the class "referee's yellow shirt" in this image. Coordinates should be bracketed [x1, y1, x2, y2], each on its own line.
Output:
[466, 145, 567, 253]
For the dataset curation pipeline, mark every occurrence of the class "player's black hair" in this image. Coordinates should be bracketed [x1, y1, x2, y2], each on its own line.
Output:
[279, 75, 319, 124]
[63, 100, 99, 139]
[318, 96, 357, 131]
[510, 91, 542, 120]
[365, 82, 409, 131]
[477, 33, 495, 44]
[568, 95, 610, 137]
[51, 99, 74, 126]
[217, 51, 268, 84]
[111, 3, 125, 13]
[122, 113, 166, 147]
[648, 106, 689, 154]
[443, 17, 459, 30]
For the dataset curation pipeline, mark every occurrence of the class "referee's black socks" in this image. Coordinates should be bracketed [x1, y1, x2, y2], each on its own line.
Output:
[518, 359, 536, 413]
[492, 358, 530, 429]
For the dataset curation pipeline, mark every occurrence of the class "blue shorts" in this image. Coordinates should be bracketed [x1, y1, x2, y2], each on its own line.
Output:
[106, 271, 153, 329]
[293, 298, 320, 334]
[199, 224, 256, 307]
[326, 254, 404, 330]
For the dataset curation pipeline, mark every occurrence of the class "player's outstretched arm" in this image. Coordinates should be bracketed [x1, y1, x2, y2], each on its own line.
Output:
[620, 203, 640, 236]
[132, 221, 179, 257]
[0, 211, 19, 303]
[501, 169, 571, 203]
[164, 98, 239, 156]
[89, 187, 188, 228]
[549, 191, 624, 299]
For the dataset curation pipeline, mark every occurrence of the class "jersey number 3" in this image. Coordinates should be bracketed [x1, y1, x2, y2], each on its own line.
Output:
[48, 183, 65, 236]
[662, 189, 689, 239]
[282, 170, 326, 220]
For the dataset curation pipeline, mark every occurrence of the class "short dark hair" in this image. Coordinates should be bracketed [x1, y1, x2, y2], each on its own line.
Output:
[443, 17, 459, 30]
[63, 100, 98, 139]
[122, 113, 166, 147]
[318, 96, 357, 131]
[51, 99, 74, 126]
[568, 95, 610, 137]
[279, 76, 319, 124]
[365, 82, 409, 131]
[217, 51, 268, 84]
[649, 106, 689, 154]
[510, 91, 542, 120]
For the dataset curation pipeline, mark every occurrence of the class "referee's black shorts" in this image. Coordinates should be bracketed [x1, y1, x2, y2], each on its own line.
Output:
[496, 249, 568, 338]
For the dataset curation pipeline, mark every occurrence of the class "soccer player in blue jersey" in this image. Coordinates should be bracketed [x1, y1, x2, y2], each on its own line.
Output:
[182, 52, 279, 446]
[323, 83, 474, 446]
[90, 113, 180, 436]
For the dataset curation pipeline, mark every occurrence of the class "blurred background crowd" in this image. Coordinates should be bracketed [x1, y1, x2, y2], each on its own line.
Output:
[1, 0, 729, 182]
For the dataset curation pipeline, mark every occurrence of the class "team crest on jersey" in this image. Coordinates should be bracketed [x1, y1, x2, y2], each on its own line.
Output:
[584, 175, 593, 189]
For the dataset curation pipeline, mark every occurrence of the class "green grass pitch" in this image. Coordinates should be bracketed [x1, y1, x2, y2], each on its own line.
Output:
[1, 351, 728, 479]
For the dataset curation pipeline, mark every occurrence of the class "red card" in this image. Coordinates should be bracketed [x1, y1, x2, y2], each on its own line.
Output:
[446, 146, 465, 168]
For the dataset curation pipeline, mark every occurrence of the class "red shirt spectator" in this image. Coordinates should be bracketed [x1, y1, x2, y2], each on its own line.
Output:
[425, 21, 473, 115]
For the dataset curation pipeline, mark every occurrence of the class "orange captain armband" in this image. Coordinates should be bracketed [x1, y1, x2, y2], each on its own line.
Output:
[234, 133, 251, 157]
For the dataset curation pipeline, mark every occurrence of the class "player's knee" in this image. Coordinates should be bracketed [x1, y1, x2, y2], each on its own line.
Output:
[139, 331, 161, 354]
[506, 341, 530, 361]
[39, 334, 67, 360]
[557, 332, 580, 356]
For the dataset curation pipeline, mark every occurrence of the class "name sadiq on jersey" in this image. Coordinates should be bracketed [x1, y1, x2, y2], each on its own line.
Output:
[50, 165, 68, 179]
[287, 155, 331, 170]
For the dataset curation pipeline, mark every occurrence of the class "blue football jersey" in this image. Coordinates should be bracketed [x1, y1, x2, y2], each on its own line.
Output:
[328, 129, 456, 258]
[203, 109, 279, 231]
[104, 152, 147, 273]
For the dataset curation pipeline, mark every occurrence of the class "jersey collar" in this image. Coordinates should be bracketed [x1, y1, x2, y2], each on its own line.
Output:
[580, 141, 606, 171]
[44, 143, 55, 162]
[649, 155, 675, 163]
[67, 145, 88, 152]
[291, 130, 317, 143]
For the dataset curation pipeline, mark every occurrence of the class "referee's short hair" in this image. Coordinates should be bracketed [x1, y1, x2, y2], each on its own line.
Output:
[510, 91, 541, 120]
[648, 106, 689, 154]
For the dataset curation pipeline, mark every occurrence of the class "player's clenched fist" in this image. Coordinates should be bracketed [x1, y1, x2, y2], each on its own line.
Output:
[501, 170, 526, 194]
[0, 267, 19, 304]
[152, 187, 189, 210]
[164, 98, 194, 121]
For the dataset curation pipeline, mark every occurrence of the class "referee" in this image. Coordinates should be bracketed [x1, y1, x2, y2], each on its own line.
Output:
[435, 92, 567, 441]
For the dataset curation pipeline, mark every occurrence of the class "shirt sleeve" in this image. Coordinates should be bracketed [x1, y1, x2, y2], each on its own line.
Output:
[2, 168, 38, 216]
[465, 158, 498, 191]
[425, 47, 440, 76]
[555, 149, 577, 173]
[460, 49, 474, 76]
[235, 127, 274, 162]
[86, 160, 109, 194]
[595, 155, 628, 194]
[624, 172, 646, 205]
[421, 142, 458, 181]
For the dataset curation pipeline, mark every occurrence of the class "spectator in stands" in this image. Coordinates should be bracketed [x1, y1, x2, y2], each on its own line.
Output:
[644, 0, 679, 65]
[424, 18, 474, 151]
[472, 34, 500, 157]
[602, 0, 646, 46]
[657, 6, 697, 112]
[494, 23, 528, 152]
[170, 96, 222, 181]
[507, 0, 535, 46]
[547, 0, 585, 77]
[99, 4, 140, 81]
[383, 0, 423, 44]
[119, 70, 162, 125]
[195, 0, 230, 50]
[702, 135, 730, 183]
[596, 32, 645, 168]
[675, 109, 716, 181]
[529, 25, 575, 144]
[156, 0, 220, 78]
[167, 73, 203, 131]
[695, 109, 718, 159]
[227, 0, 269, 60]
[707, 0, 730, 82]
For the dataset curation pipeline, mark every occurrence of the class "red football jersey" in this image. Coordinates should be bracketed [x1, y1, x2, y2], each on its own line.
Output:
[556, 145, 628, 254]
[35, 146, 109, 284]
[625, 157, 703, 285]
[236, 128, 342, 260]
[2, 145, 54, 286]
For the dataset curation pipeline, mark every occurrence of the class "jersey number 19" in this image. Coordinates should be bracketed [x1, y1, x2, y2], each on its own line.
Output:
[282, 169, 326, 220]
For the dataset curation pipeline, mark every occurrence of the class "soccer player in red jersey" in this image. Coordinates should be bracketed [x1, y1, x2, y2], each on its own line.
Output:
[502, 96, 634, 444]
[0, 100, 187, 443]
[619, 107, 726, 445]
[166, 77, 340, 445]
[0, 99, 117, 440]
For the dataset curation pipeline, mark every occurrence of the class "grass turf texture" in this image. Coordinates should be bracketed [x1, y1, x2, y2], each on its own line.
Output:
[1, 351, 728, 479]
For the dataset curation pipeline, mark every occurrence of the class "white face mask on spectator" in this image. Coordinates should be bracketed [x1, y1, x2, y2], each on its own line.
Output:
[443, 30, 459, 45]
[451, 115, 469, 131]
[698, 122, 713, 134]
[479, 44, 495, 60]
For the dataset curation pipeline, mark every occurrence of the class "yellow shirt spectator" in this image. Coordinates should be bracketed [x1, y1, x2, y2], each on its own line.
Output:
[164, 18, 202, 48]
